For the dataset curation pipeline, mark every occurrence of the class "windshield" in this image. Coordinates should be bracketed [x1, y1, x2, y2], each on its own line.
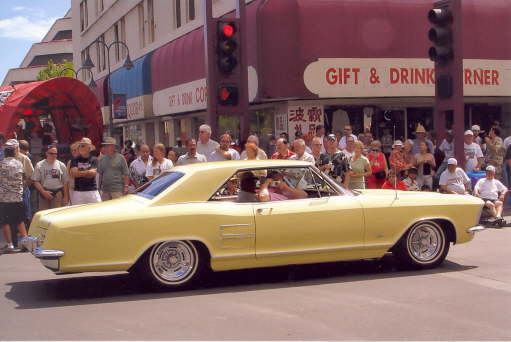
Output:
[135, 171, 185, 199]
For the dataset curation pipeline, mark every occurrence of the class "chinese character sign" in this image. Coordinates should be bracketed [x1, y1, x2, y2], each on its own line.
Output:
[275, 112, 288, 136]
[287, 104, 324, 141]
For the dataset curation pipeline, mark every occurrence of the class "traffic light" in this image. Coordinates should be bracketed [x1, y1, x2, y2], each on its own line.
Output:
[218, 85, 239, 106]
[217, 21, 239, 74]
[428, 7, 453, 63]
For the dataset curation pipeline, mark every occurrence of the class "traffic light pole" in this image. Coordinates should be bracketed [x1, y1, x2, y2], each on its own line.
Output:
[430, 0, 464, 166]
[203, 0, 219, 139]
[236, 0, 250, 143]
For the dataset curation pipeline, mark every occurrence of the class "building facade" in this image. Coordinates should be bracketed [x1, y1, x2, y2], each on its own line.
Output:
[72, 0, 511, 149]
[2, 10, 73, 86]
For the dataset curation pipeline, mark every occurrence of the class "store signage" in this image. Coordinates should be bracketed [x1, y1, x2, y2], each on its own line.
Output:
[113, 94, 127, 119]
[153, 66, 259, 116]
[287, 104, 324, 140]
[114, 95, 152, 122]
[0, 89, 14, 106]
[304, 58, 511, 97]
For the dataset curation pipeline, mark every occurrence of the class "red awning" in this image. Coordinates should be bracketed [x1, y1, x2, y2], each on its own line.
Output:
[0, 77, 103, 146]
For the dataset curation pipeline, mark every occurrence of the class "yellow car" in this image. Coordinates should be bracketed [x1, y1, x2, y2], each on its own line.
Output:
[26, 160, 485, 289]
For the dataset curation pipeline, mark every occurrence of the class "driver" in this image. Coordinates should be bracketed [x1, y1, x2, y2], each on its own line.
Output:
[473, 165, 508, 222]
[258, 170, 307, 202]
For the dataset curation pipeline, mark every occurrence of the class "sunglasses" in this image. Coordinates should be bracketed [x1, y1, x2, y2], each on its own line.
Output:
[47, 152, 58, 155]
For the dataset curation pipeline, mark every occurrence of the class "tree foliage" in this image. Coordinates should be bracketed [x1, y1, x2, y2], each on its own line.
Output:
[36, 59, 75, 81]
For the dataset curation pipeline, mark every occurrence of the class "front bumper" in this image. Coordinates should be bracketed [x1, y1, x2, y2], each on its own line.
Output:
[22, 236, 64, 272]
[467, 225, 486, 233]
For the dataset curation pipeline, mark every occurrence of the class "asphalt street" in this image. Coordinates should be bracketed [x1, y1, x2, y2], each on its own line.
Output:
[1, 227, 510, 340]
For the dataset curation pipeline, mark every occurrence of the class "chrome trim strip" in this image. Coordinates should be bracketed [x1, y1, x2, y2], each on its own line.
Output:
[213, 253, 255, 260]
[467, 225, 486, 233]
[219, 224, 252, 228]
[33, 248, 64, 259]
[256, 244, 369, 257]
[221, 233, 255, 239]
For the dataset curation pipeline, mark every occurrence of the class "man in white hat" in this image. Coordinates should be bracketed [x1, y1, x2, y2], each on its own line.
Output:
[474, 165, 508, 221]
[439, 158, 471, 195]
[471, 125, 484, 150]
[463, 130, 484, 173]
[437, 130, 455, 178]
[69, 137, 101, 204]
[412, 124, 434, 155]
[98, 137, 129, 201]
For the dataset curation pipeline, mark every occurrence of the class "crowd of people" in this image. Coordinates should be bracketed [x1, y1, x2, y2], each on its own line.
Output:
[1, 121, 509, 251]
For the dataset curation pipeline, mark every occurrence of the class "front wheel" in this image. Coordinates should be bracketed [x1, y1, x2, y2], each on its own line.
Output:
[133, 240, 206, 289]
[393, 221, 450, 269]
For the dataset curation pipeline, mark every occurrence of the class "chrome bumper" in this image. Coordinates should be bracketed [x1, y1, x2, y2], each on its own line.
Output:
[467, 225, 486, 233]
[33, 247, 64, 259]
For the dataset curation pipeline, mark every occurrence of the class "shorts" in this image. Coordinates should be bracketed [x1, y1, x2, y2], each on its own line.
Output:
[483, 198, 498, 203]
[71, 190, 101, 205]
[0, 202, 25, 226]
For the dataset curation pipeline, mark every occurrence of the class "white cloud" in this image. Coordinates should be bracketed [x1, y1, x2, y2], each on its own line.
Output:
[12, 6, 47, 17]
[0, 16, 57, 40]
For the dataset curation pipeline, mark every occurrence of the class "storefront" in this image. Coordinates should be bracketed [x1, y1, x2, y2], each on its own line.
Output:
[91, 0, 511, 147]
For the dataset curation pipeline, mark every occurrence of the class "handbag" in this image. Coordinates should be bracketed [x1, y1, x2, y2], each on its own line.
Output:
[374, 170, 386, 179]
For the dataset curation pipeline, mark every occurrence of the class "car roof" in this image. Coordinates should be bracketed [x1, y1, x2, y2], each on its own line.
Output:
[171, 159, 313, 175]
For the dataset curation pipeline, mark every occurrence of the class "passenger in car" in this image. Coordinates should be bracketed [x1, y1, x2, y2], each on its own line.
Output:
[236, 172, 259, 203]
[258, 170, 307, 202]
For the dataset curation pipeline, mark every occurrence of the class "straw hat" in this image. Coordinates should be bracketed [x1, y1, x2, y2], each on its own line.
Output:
[414, 124, 427, 134]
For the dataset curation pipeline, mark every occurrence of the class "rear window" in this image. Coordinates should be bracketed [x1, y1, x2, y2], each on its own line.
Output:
[135, 171, 185, 199]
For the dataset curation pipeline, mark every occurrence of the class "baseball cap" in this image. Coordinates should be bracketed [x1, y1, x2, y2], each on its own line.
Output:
[5, 139, 19, 147]
[464, 130, 474, 136]
[408, 167, 418, 174]
[471, 125, 481, 131]
[447, 158, 458, 165]
[486, 165, 496, 173]
[326, 134, 336, 141]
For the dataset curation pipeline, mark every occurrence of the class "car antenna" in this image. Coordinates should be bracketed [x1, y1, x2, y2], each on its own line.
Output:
[394, 166, 398, 201]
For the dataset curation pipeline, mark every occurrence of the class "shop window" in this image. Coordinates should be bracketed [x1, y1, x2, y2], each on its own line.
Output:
[138, 3, 146, 48]
[80, 0, 88, 31]
[250, 108, 275, 153]
[173, 0, 182, 29]
[96, 34, 107, 72]
[187, 0, 196, 22]
[147, 0, 155, 43]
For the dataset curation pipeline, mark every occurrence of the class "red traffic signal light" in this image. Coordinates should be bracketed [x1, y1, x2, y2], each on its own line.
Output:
[217, 21, 239, 74]
[221, 23, 235, 38]
[218, 85, 239, 106]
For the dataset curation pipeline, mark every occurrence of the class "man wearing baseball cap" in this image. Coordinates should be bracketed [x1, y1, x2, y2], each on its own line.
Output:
[474, 165, 508, 222]
[439, 158, 471, 195]
[97, 137, 129, 201]
[69, 137, 101, 204]
[463, 130, 484, 173]
[317, 134, 351, 188]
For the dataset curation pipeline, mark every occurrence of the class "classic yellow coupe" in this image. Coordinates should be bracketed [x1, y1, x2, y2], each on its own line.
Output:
[26, 160, 485, 289]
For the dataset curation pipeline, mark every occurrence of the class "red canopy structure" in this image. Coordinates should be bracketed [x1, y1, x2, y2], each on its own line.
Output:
[0, 77, 103, 146]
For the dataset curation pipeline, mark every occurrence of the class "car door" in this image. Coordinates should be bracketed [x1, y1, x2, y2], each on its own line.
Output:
[253, 167, 366, 267]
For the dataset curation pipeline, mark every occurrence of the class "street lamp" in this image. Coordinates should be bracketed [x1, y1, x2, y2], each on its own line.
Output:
[59, 67, 97, 88]
[81, 40, 134, 137]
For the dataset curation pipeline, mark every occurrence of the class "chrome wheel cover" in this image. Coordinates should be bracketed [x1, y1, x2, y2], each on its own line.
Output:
[150, 241, 197, 284]
[407, 222, 444, 263]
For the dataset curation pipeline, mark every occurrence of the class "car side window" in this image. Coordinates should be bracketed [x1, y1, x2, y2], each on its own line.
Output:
[310, 168, 339, 197]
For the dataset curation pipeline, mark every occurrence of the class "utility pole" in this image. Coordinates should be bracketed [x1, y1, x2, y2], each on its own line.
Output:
[428, 0, 464, 166]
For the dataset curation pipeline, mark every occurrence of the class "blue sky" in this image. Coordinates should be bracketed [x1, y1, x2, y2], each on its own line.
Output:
[0, 0, 71, 83]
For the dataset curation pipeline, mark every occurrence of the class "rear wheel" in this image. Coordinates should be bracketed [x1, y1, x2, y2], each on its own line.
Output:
[133, 240, 206, 289]
[394, 221, 450, 269]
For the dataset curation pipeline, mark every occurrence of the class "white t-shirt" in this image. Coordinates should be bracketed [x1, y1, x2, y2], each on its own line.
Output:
[290, 152, 315, 164]
[209, 149, 240, 162]
[474, 178, 508, 201]
[338, 134, 358, 150]
[197, 139, 219, 161]
[145, 158, 173, 178]
[464, 142, 483, 172]
[439, 168, 470, 194]
[439, 139, 455, 161]
[504, 136, 511, 150]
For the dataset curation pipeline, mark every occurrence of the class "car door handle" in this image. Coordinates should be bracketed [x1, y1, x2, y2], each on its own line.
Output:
[256, 208, 273, 215]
